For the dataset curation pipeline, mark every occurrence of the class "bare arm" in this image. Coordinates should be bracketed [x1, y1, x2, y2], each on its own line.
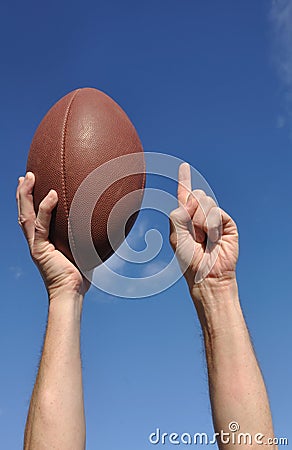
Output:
[17, 172, 89, 450]
[24, 293, 85, 450]
[193, 280, 275, 448]
[169, 163, 277, 449]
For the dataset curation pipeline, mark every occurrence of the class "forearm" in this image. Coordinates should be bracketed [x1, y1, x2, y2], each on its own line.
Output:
[24, 292, 85, 450]
[193, 279, 276, 449]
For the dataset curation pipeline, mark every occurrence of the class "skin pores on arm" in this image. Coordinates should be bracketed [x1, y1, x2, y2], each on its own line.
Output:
[169, 163, 277, 449]
[17, 173, 88, 450]
[24, 294, 86, 450]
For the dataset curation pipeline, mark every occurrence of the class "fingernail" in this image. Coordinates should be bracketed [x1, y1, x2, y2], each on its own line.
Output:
[213, 229, 219, 241]
[25, 171, 33, 180]
[210, 228, 220, 243]
[49, 189, 58, 200]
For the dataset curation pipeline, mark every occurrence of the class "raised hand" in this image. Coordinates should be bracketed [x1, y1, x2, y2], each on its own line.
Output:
[169, 163, 238, 299]
[16, 172, 90, 301]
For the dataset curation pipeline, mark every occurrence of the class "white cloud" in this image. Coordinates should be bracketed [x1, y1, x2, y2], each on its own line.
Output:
[270, 0, 292, 126]
[276, 114, 286, 127]
[141, 260, 167, 277]
[270, 0, 292, 85]
[135, 218, 149, 238]
[9, 266, 23, 279]
[125, 217, 149, 248]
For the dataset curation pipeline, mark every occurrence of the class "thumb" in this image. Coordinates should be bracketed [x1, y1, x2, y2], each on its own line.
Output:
[34, 190, 58, 245]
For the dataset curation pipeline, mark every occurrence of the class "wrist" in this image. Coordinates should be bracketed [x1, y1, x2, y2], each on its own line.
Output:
[190, 275, 238, 303]
[191, 277, 246, 339]
[48, 290, 84, 316]
[47, 277, 88, 304]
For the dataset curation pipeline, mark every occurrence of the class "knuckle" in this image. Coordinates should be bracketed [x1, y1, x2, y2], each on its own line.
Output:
[18, 214, 25, 226]
[38, 201, 48, 212]
[193, 189, 205, 198]
[29, 245, 36, 259]
[30, 242, 45, 260]
[18, 183, 27, 197]
[34, 218, 46, 234]
[18, 214, 31, 226]
[201, 196, 214, 209]
[170, 207, 190, 225]
[30, 247, 40, 261]
[18, 212, 35, 225]
[197, 198, 216, 219]
[169, 208, 180, 222]
[205, 196, 216, 207]
[192, 210, 205, 225]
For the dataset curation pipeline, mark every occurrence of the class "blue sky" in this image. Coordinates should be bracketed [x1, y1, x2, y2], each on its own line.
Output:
[1, 0, 292, 448]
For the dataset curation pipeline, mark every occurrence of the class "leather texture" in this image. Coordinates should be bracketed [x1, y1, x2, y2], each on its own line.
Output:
[27, 88, 145, 269]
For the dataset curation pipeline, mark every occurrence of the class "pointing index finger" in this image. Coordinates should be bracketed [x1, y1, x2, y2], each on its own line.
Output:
[177, 162, 192, 206]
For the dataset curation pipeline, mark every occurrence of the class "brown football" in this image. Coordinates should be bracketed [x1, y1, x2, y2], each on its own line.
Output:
[27, 88, 145, 271]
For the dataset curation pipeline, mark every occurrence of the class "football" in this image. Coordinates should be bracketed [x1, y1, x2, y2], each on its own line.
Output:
[26, 88, 145, 271]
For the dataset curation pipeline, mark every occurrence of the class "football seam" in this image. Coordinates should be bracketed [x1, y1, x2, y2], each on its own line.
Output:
[61, 89, 81, 222]
[59, 89, 146, 269]
[60, 89, 81, 264]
